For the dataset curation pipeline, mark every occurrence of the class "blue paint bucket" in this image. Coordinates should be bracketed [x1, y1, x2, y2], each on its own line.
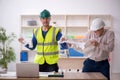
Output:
[20, 51, 28, 61]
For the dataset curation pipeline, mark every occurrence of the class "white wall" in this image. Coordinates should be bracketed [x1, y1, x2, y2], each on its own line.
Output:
[0, 0, 120, 73]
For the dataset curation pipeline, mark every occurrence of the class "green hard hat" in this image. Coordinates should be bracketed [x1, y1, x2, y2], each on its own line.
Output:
[40, 9, 51, 18]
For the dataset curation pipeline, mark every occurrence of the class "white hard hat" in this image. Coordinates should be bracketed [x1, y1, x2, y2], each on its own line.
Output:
[90, 18, 105, 31]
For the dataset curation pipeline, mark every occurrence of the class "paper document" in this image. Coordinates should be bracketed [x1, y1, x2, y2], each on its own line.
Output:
[39, 72, 54, 77]
[58, 41, 85, 50]
[0, 72, 16, 77]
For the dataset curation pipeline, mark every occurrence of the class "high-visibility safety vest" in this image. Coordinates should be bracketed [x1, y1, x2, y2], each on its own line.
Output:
[33, 26, 60, 65]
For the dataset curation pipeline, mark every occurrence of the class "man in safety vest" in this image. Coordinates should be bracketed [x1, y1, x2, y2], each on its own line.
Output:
[18, 9, 66, 72]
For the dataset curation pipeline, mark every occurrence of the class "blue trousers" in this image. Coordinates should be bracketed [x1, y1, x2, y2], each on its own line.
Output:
[82, 58, 110, 80]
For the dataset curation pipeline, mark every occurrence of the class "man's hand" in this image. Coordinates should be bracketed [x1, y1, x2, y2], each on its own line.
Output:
[67, 42, 72, 47]
[60, 37, 66, 42]
[90, 40, 99, 46]
[18, 38, 24, 44]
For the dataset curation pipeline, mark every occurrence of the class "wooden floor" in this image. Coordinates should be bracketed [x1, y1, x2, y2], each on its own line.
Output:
[111, 73, 120, 80]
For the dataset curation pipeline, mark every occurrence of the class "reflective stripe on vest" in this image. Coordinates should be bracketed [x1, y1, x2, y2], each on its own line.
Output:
[37, 51, 59, 55]
[37, 42, 58, 46]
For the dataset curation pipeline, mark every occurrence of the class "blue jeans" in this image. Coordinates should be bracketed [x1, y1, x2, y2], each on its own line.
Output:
[82, 58, 110, 80]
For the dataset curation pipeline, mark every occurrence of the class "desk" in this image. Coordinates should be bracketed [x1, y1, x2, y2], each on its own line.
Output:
[0, 72, 107, 80]
[58, 58, 86, 69]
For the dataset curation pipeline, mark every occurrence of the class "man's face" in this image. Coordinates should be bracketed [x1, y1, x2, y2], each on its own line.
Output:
[94, 28, 104, 36]
[40, 17, 51, 27]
